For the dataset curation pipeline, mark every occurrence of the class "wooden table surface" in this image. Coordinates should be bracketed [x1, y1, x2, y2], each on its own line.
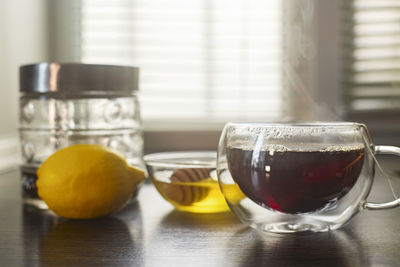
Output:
[1, 159, 400, 267]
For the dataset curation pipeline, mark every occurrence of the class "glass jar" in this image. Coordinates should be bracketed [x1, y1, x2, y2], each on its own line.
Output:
[19, 63, 144, 207]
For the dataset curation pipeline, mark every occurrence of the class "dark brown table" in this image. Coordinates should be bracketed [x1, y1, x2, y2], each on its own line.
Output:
[1, 158, 400, 266]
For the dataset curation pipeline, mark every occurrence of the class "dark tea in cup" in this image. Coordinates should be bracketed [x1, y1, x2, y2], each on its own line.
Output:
[227, 145, 365, 214]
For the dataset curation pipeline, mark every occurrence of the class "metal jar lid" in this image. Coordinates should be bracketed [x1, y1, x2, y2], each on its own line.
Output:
[20, 63, 139, 95]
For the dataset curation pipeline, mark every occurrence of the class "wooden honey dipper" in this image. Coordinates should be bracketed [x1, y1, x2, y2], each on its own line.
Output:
[166, 168, 212, 206]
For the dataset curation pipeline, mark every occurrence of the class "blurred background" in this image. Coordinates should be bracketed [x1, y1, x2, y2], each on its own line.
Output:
[1, 0, 400, 169]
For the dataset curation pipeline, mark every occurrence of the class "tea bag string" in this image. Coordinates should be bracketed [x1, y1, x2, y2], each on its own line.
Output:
[363, 134, 398, 200]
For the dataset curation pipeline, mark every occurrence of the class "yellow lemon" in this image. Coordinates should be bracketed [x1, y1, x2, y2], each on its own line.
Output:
[36, 144, 145, 219]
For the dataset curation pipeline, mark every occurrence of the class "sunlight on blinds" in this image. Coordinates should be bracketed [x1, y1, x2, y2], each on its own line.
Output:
[80, 0, 282, 124]
[344, 0, 400, 112]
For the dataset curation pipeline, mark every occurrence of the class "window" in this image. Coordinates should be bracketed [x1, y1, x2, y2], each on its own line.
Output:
[57, 0, 400, 147]
[342, 0, 400, 143]
[78, 0, 283, 128]
[343, 0, 400, 114]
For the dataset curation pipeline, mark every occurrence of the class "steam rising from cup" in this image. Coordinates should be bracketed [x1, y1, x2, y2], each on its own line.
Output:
[282, 0, 341, 122]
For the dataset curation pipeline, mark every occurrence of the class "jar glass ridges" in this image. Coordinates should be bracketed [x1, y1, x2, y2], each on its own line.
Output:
[19, 63, 143, 206]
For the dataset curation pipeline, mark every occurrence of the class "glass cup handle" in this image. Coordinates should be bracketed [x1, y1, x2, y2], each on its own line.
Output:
[363, 145, 400, 210]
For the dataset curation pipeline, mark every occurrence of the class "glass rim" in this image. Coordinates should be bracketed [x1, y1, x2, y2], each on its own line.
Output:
[144, 151, 216, 168]
[225, 121, 364, 129]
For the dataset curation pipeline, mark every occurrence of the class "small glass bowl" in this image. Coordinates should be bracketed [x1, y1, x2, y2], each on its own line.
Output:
[144, 151, 230, 213]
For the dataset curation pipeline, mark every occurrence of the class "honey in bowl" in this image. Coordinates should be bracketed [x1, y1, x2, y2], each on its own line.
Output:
[152, 168, 242, 213]
[145, 151, 245, 213]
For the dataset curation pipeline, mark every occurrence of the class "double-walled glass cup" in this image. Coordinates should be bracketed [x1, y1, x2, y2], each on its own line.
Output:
[217, 122, 400, 233]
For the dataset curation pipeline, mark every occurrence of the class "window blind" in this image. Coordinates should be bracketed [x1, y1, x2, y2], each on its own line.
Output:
[344, 0, 400, 113]
[79, 0, 282, 125]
